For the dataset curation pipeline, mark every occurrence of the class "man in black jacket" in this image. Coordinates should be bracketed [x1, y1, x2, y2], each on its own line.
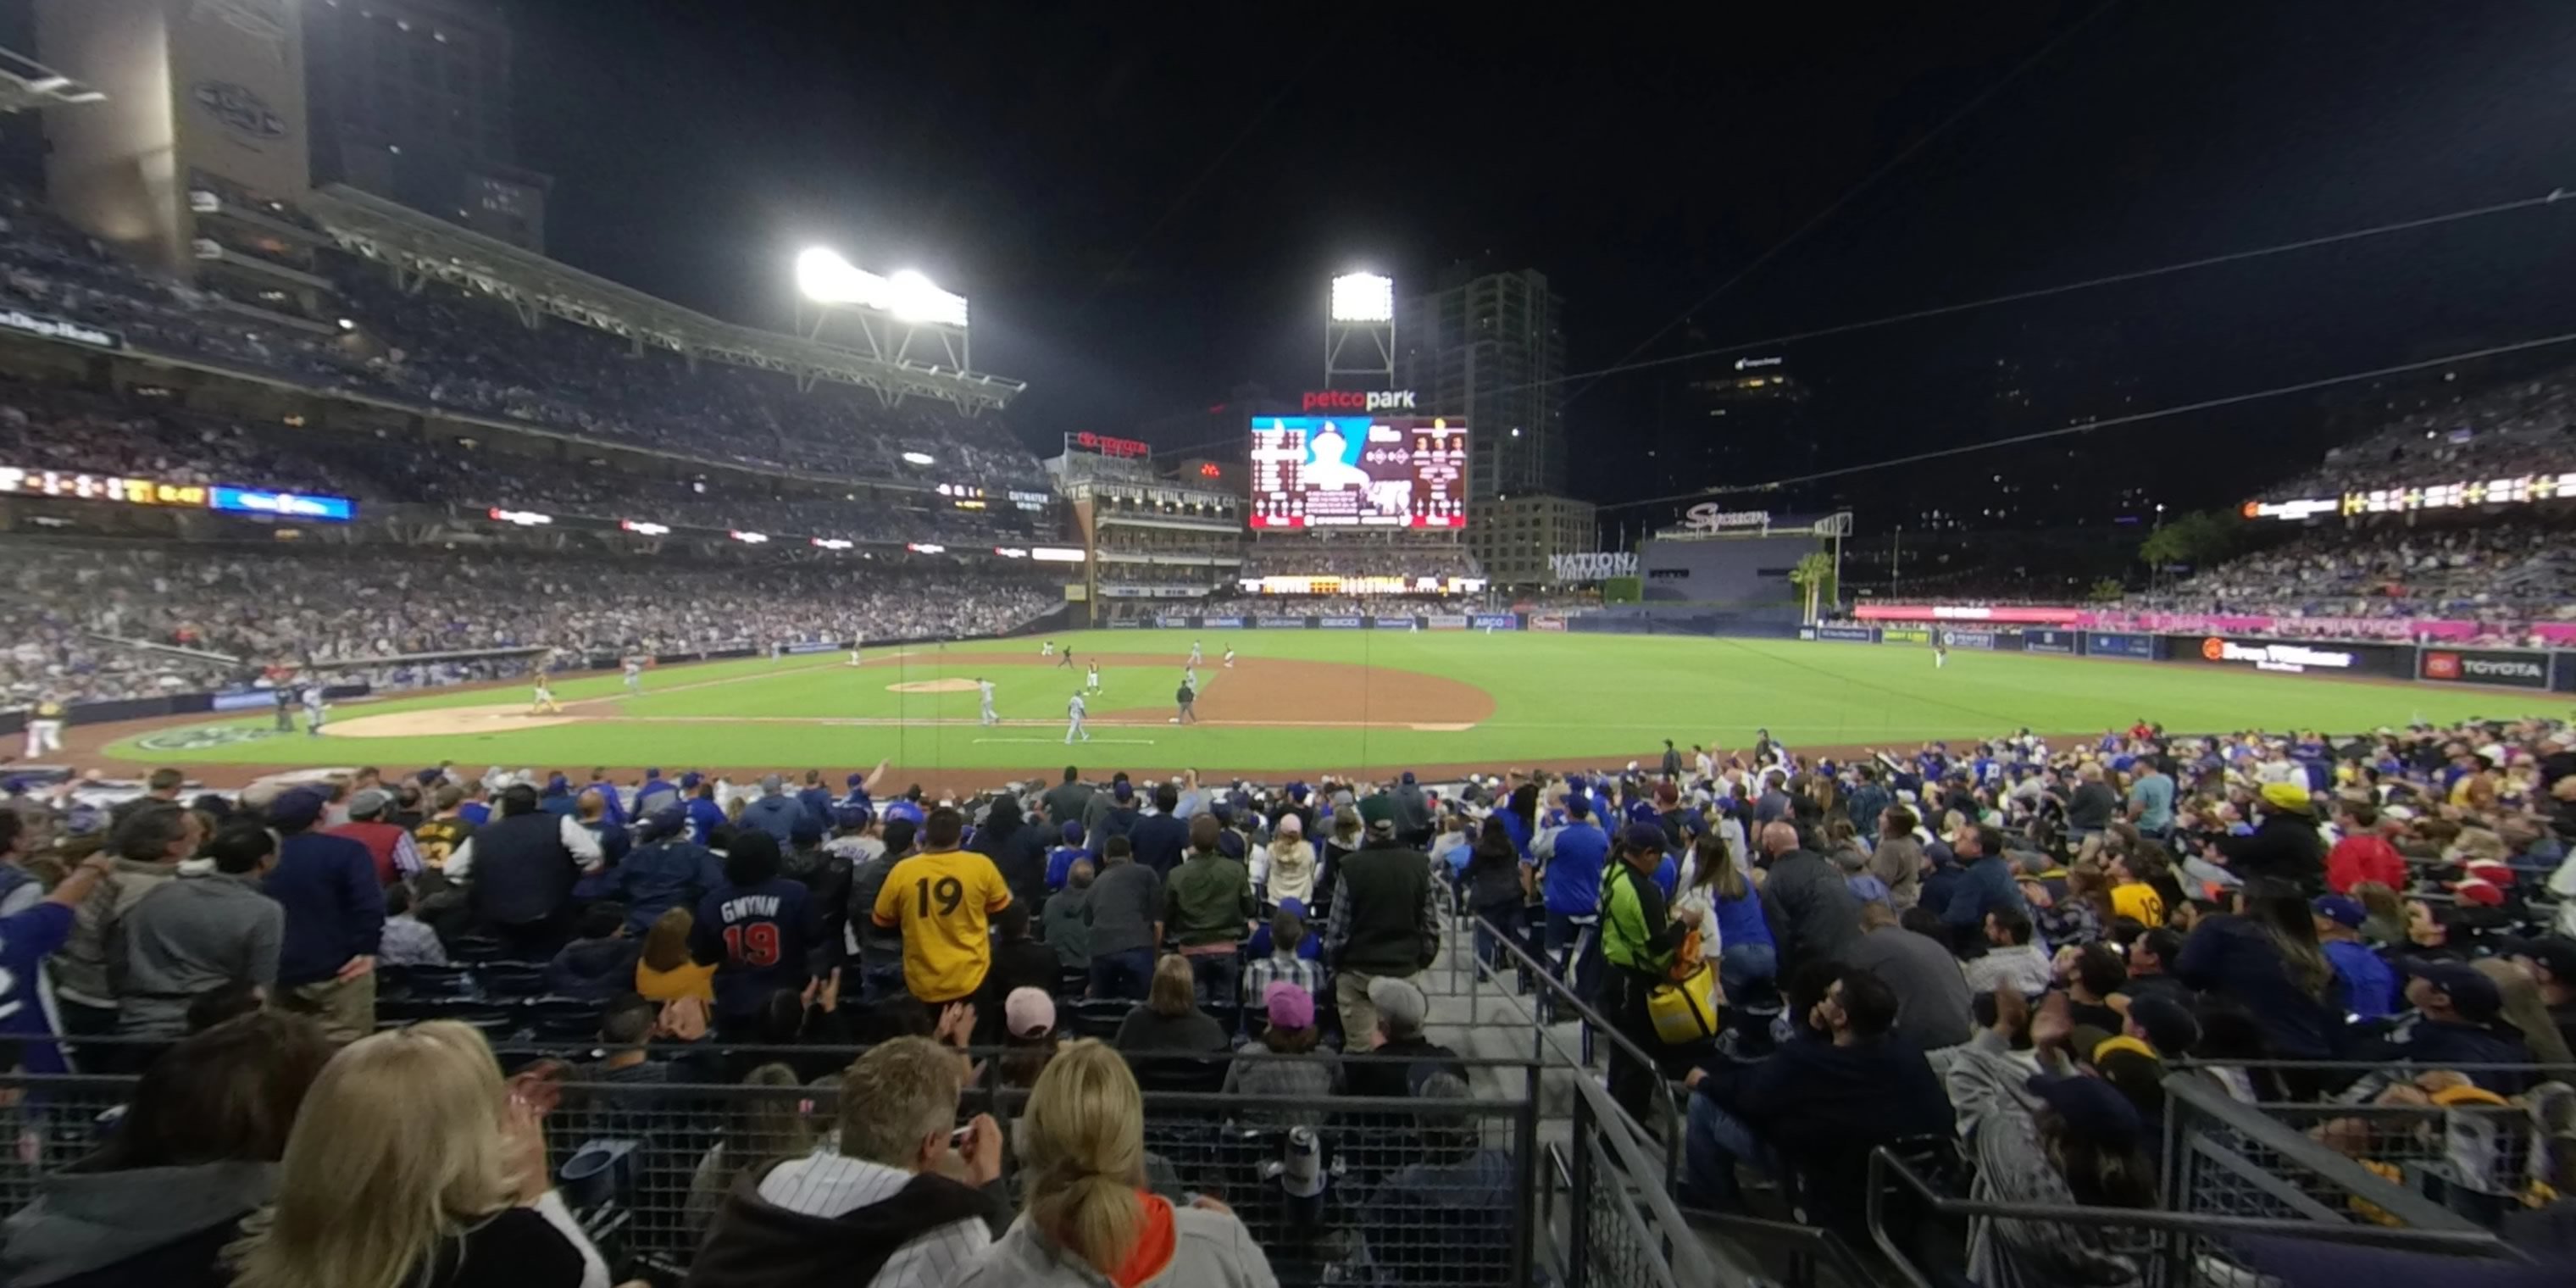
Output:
[2202, 782, 2327, 893]
[1041, 765, 1094, 837]
[1324, 795, 1440, 1041]
[1755, 822, 1862, 978]
[691, 1035, 1008, 1286]
[1124, 784, 1191, 880]
[1682, 967, 1950, 1213]
[458, 784, 599, 959]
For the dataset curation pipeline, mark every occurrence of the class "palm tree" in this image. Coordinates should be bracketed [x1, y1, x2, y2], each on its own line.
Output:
[1789, 551, 1837, 624]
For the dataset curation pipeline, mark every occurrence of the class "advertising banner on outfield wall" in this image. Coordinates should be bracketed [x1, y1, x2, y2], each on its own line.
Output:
[1257, 616, 1305, 629]
[1108, 619, 1143, 629]
[1879, 626, 1931, 645]
[2087, 633, 2157, 659]
[1202, 616, 1244, 628]
[1318, 617, 1365, 629]
[2164, 635, 2409, 679]
[1156, 616, 1191, 629]
[1816, 623, 1874, 642]
[1373, 616, 1418, 630]
[1425, 615, 1470, 630]
[1489, 614, 1534, 631]
[1936, 627, 2012, 651]
[2024, 629, 2078, 654]
[2418, 648, 2551, 690]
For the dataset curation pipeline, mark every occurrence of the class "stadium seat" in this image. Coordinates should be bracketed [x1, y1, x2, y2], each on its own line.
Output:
[475, 961, 552, 999]
[1071, 998, 1131, 1040]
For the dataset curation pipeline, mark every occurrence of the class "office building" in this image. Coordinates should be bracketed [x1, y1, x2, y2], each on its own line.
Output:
[1470, 492, 1595, 586]
[1398, 266, 1567, 499]
[303, 0, 548, 249]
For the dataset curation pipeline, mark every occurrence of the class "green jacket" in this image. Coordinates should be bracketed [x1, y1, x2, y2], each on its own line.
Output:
[1601, 860, 1685, 974]
[1164, 852, 1255, 947]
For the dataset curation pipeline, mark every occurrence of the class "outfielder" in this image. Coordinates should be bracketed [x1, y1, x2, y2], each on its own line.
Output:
[1064, 691, 1090, 744]
[22, 697, 64, 758]
[978, 677, 998, 725]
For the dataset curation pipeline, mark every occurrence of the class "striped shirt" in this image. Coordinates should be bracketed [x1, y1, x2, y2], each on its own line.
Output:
[756, 1153, 991, 1288]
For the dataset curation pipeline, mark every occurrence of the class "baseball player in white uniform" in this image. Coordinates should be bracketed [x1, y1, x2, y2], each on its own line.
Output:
[22, 697, 64, 758]
[1064, 691, 1090, 743]
[978, 677, 998, 725]
[623, 657, 645, 694]
[1041, 640, 1055, 658]
[1188, 640, 1203, 667]
[1221, 646, 1236, 669]
[303, 685, 327, 736]
[1183, 665, 1198, 691]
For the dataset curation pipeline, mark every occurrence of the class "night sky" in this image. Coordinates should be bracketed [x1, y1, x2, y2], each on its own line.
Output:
[506, 0, 2576, 530]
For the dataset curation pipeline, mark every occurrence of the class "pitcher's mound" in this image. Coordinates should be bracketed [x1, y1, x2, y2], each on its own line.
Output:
[887, 679, 980, 694]
[325, 704, 588, 738]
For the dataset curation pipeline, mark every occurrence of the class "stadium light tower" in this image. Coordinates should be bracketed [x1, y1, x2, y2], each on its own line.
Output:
[792, 246, 974, 395]
[1325, 271, 1396, 389]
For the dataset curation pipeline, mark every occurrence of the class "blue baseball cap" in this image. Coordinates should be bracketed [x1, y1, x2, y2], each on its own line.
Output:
[847, 772, 865, 786]
[1619, 823, 1668, 852]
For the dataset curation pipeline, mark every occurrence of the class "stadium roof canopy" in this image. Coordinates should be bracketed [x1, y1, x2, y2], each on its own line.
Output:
[305, 184, 1024, 414]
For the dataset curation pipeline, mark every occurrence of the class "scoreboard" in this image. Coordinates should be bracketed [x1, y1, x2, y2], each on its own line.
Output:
[1248, 416, 1467, 529]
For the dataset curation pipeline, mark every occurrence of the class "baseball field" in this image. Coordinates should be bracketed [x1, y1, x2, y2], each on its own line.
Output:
[79, 630, 2563, 790]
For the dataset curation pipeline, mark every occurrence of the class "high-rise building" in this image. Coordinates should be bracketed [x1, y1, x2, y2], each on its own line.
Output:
[1398, 266, 1566, 500]
[302, 0, 548, 249]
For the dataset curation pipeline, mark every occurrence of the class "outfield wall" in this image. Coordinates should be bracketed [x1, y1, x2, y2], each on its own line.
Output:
[1797, 623, 2576, 692]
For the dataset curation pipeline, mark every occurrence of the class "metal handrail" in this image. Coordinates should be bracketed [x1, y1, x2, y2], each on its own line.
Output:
[2162, 1074, 2484, 1231]
[1464, 911, 1686, 1190]
[1864, 1145, 2522, 1288]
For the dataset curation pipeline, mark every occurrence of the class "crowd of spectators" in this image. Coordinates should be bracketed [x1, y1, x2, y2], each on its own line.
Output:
[1242, 538, 1484, 583]
[0, 182, 1052, 494]
[2117, 518, 2576, 636]
[2271, 364, 2576, 498]
[0, 373, 1053, 548]
[0, 708, 2569, 1284]
[0, 544, 1063, 704]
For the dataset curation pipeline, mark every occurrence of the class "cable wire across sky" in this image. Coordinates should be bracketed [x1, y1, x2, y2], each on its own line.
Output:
[1595, 327, 2576, 511]
[1515, 186, 2576, 399]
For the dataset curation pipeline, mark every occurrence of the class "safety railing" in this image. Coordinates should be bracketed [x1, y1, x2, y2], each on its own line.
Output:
[1865, 1144, 2526, 1288]
[0, 1049, 1549, 1288]
[1463, 912, 1685, 1191]
[1557, 1063, 1732, 1288]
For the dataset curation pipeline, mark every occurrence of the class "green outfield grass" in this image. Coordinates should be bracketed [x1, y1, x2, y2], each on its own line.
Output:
[102, 630, 2563, 780]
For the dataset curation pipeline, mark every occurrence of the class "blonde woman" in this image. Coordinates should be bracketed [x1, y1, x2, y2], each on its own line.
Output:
[230, 1021, 613, 1288]
[954, 1040, 1276, 1286]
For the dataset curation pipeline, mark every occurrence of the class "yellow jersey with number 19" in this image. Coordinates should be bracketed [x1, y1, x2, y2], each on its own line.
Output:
[872, 847, 1013, 1002]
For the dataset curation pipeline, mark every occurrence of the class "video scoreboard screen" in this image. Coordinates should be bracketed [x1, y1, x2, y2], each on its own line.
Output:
[1248, 416, 1466, 529]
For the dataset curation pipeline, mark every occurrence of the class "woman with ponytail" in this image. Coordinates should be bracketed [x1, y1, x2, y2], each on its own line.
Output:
[955, 1040, 1277, 1287]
